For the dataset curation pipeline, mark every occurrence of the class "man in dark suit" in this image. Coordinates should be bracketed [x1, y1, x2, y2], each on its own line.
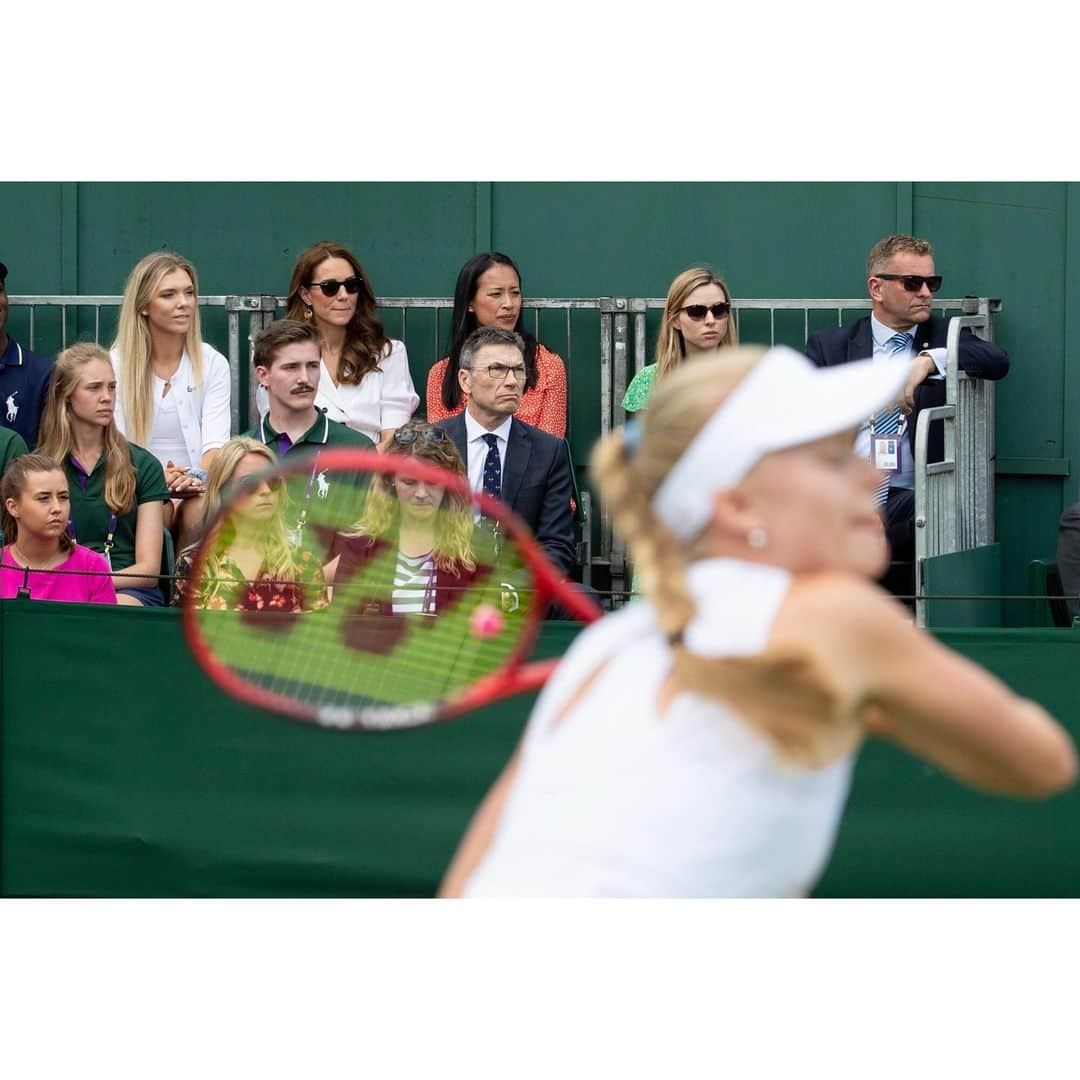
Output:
[435, 325, 576, 577]
[805, 234, 1009, 602]
[0, 260, 54, 448]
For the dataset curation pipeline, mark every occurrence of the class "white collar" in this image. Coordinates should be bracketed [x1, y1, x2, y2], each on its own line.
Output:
[464, 409, 513, 445]
[870, 313, 916, 349]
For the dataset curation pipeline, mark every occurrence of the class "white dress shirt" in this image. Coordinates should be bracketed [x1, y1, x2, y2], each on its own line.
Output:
[854, 315, 947, 492]
[111, 342, 232, 467]
[464, 410, 513, 516]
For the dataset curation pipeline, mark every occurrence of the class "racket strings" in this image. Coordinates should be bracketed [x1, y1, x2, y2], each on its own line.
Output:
[189, 463, 535, 718]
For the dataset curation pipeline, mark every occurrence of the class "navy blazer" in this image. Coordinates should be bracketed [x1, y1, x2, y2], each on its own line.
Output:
[436, 412, 577, 575]
[804, 313, 1009, 464]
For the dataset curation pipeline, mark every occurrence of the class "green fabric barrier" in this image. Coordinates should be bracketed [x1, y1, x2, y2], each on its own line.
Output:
[924, 544, 1004, 628]
[2, 603, 1079, 897]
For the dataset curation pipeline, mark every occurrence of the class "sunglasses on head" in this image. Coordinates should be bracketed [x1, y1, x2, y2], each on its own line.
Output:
[307, 276, 363, 297]
[392, 425, 451, 449]
[874, 273, 943, 294]
[679, 302, 731, 321]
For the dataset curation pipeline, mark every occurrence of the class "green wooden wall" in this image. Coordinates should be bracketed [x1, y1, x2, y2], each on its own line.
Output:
[2, 602, 1078, 898]
[0, 181, 1075, 620]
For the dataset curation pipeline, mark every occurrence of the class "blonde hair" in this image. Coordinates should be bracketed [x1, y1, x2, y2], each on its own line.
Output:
[113, 252, 205, 446]
[183, 436, 303, 605]
[655, 267, 737, 379]
[866, 234, 933, 277]
[1, 452, 74, 552]
[346, 423, 476, 574]
[590, 346, 858, 767]
[38, 343, 137, 515]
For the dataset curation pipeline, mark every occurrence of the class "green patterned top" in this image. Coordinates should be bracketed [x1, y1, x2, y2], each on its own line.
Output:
[621, 363, 659, 413]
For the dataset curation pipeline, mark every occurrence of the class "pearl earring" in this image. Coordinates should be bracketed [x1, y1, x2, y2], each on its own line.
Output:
[747, 527, 768, 550]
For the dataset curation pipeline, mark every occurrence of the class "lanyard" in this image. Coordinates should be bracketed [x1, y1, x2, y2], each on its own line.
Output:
[288, 458, 323, 546]
[421, 556, 437, 616]
[102, 513, 118, 572]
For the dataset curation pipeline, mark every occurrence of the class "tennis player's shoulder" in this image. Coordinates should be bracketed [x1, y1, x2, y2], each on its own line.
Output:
[777, 571, 914, 648]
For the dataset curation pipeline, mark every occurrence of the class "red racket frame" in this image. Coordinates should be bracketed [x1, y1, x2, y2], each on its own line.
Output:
[182, 446, 601, 730]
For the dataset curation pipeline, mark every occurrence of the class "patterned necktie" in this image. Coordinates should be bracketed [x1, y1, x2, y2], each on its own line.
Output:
[481, 433, 502, 513]
[873, 332, 912, 506]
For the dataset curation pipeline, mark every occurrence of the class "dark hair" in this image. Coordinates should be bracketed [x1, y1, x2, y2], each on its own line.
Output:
[440, 252, 539, 412]
[284, 241, 391, 384]
[1, 451, 73, 551]
[253, 319, 321, 371]
[459, 326, 525, 371]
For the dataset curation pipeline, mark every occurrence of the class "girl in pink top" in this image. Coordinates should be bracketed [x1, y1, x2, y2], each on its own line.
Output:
[1, 452, 116, 604]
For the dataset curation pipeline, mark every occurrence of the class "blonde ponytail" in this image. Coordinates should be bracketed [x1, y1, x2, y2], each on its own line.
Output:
[592, 345, 860, 768]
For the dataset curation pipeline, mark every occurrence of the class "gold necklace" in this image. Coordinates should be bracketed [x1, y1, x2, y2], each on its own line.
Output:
[10, 543, 61, 571]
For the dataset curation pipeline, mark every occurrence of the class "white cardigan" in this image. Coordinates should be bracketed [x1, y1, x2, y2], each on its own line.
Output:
[255, 339, 418, 444]
[111, 343, 232, 467]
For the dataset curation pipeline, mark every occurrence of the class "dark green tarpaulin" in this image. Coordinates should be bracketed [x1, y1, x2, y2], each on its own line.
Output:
[2, 601, 1078, 897]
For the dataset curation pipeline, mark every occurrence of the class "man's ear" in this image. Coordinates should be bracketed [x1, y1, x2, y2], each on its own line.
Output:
[254, 364, 270, 389]
[458, 366, 471, 398]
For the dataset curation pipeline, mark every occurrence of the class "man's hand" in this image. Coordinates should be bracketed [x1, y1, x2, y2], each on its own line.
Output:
[900, 352, 938, 413]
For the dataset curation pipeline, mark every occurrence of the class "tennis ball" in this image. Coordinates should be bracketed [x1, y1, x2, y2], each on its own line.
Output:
[470, 603, 505, 639]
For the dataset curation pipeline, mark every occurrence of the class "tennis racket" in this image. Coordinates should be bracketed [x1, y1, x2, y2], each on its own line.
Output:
[182, 445, 601, 731]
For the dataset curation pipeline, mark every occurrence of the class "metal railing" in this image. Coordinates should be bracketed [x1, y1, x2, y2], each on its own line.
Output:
[9, 293, 1001, 605]
[911, 310, 999, 626]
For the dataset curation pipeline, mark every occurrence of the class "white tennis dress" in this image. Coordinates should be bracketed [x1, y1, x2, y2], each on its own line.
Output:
[463, 558, 856, 897]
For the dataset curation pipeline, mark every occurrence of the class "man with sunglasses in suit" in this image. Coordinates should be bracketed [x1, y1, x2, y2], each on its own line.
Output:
[804, 234, 1009, 604]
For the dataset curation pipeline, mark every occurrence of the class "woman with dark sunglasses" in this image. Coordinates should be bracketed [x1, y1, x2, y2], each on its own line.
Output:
[328, 421, 482, 617]
[171, 436, 328, 611]
[621, 267, 738, 414]
[269, 242, 419, 451]
[426, 252, 568, 438]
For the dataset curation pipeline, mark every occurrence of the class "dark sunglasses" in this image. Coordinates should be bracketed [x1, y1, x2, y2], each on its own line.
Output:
[393, 425, 451, 448]
[874, 273, 943, 294]
[307, 276, 363, 297]
[227, 474, 282, 497]
[679, 302, 731, 321]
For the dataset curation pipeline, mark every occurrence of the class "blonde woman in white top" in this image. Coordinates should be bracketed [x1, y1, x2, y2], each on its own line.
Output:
[111, 251, 231, 548]
[256, 241, 418, 449]
[442, 345, 1076, 898]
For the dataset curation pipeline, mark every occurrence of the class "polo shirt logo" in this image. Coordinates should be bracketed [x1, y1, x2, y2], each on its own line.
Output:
[316, 471, 330, 498]
[5, 392, 17, 423]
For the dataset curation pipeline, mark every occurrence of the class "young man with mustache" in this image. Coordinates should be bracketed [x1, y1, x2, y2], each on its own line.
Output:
[248, 319, 375, 543]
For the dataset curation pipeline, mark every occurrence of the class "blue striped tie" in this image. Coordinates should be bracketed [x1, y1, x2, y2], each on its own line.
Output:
[874, 332, 912, 506]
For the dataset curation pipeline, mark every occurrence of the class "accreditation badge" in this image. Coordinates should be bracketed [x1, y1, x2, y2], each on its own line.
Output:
[871, 435, 900, 474]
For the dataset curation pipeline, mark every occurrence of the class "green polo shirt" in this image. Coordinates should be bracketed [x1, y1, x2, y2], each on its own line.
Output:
[248, 410, 375, 540]
[66, 442, 169, 572]
[0, 427, 29, 477]
[248, 409, 375, 455]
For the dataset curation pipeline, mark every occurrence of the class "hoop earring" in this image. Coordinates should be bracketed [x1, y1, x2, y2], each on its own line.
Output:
[747, 527, 768, 550]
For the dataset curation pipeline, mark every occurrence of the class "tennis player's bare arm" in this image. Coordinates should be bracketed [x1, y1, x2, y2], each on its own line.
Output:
[439, 748, 521, 897]
[772, 575, 1077, 797]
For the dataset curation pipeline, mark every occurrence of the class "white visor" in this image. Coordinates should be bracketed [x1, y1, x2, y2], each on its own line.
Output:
[651, 345, 911, 542]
